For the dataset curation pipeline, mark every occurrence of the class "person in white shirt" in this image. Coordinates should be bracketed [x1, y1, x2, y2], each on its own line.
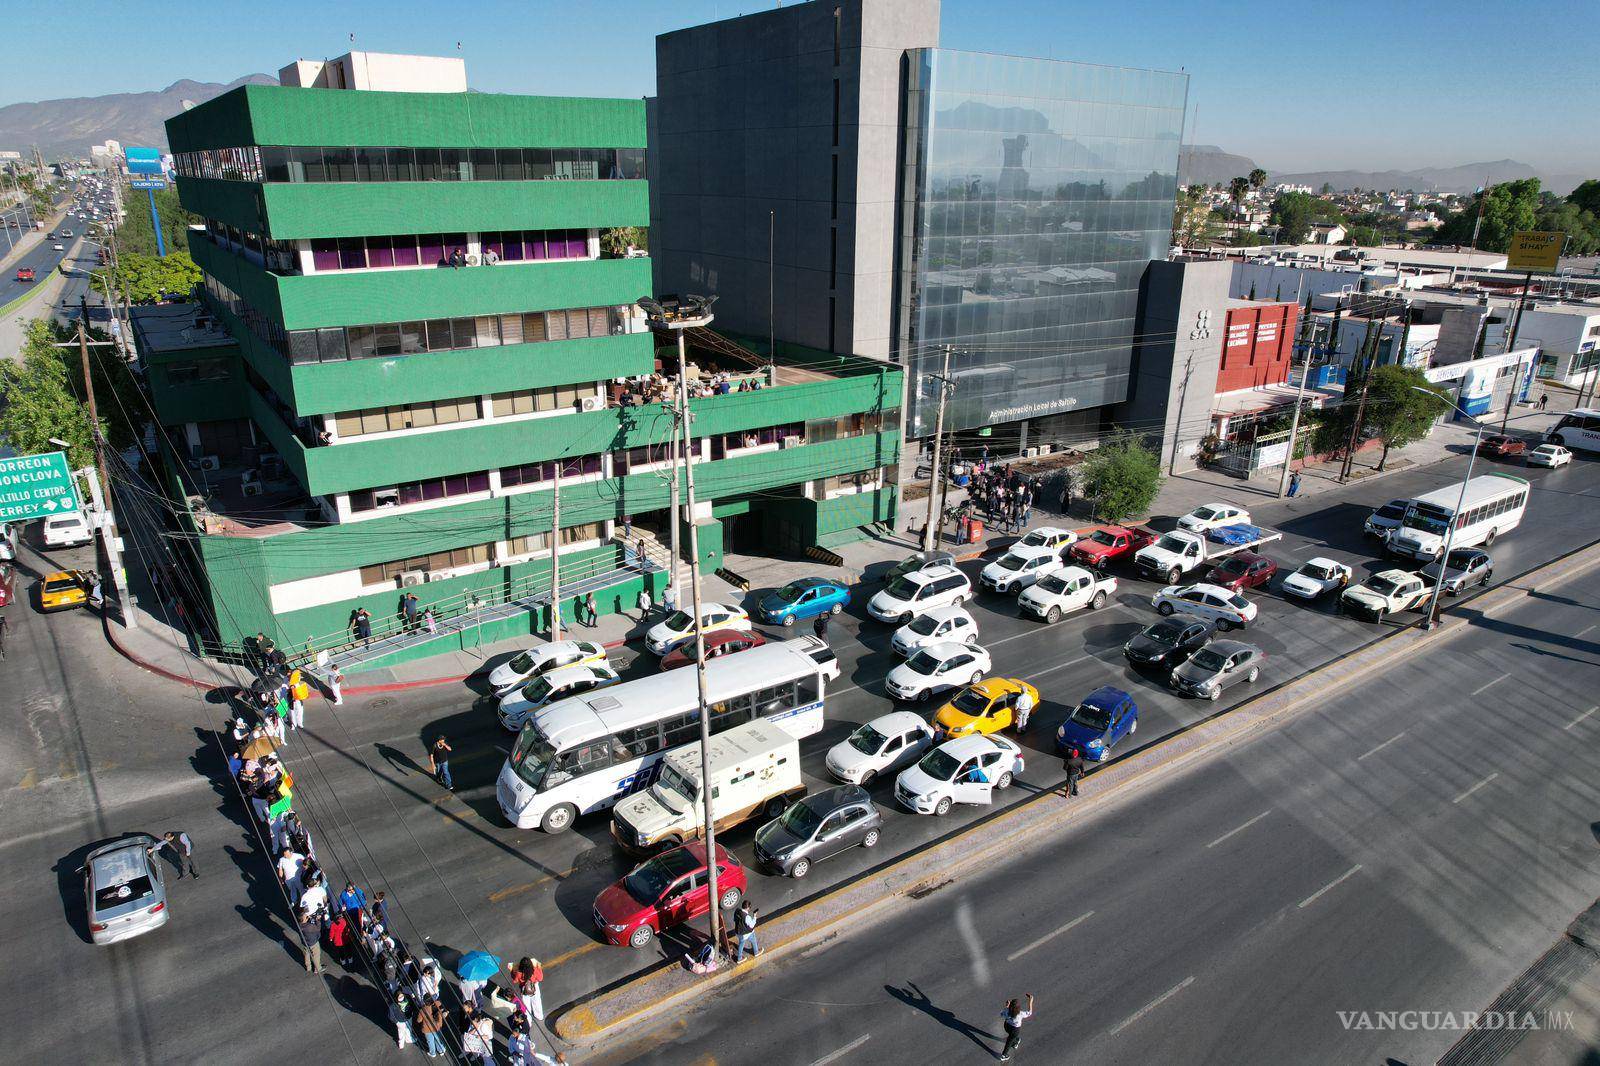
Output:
[1014, 689, 1036, 733]
[276, 848, 306, 902]
[999, 993, 1035, 1061]
[299, 879, 329, 918]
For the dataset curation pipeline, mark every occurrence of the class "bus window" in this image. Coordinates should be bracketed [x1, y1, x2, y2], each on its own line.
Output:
[662, 712, 699, 748]
[549, 739, 614, 784]
[796, 674, 822, 705]
[756, 681, 798, 718]
[614, 723, 664, 759]
[711, 693, 754, 732]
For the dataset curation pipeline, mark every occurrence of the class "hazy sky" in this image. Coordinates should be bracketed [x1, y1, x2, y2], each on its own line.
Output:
[10, 0, 1598, 175]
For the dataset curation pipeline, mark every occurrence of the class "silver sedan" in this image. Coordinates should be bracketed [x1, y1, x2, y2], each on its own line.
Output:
[1170, 639, 1262, 701]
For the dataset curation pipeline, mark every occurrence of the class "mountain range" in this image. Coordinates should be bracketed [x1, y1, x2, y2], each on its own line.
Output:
[0, 76, 276, 159]
[1180, 145, 1586, 196]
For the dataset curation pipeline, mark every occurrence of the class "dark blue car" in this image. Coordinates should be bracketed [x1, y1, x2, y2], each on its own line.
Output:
[758, 577, 850, 627]
[1056, 685, 1138, 762]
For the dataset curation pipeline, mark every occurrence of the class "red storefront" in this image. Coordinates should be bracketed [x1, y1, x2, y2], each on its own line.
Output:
[1216, 300, 1298, 394]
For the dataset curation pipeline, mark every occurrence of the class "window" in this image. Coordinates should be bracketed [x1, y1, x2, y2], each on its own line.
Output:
[281, 306, 621, 364]
[166, 358, 231, 385]
[613, 724, 663, 759]
[358, 542, 492, 584]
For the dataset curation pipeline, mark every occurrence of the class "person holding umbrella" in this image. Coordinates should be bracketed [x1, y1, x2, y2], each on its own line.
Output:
[456, 950, 502, 1010]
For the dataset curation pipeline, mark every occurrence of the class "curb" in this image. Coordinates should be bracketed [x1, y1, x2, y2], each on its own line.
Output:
[550, 540, 1600, 1046]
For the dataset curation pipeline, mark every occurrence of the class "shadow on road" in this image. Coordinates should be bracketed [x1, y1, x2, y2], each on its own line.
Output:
[886, 981, 999, 1057]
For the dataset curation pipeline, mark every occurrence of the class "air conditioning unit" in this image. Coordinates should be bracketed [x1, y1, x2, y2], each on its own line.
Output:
[240, 471, 264, 498]
[197, 455, 221, 472]
[781, 435, 804, 449]
[398, 570, 427, 588]
[579, 395, 603, 413]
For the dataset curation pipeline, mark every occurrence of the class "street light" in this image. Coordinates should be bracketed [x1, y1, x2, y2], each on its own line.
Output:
[1408, 384, 1483, 630]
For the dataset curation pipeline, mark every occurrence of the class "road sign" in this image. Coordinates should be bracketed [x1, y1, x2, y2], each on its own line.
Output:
[130, 178, 167, 190]
[0, 451, 82, 524]
[1506, 230, 1564, 273]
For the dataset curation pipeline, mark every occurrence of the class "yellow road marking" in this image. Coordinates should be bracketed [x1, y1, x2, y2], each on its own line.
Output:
[544, 939, 603, 971]
[488, 863, 577, 903]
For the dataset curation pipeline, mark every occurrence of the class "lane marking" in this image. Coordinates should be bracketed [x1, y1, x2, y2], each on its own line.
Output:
[1470, 672, 1510, 697]
[1205, 810, 1272, 849]
[1452, 773, 1499, 805]
[1577, 623, 1596, 638]
[1356, 731, 1406, 761]
[1297, 864, 1362, 909]
[1006, 910, 1094, 961]
[1107, 975, 1195, 1037]
[543, 940, 604, 971]
[1566, 706, 1598, 731]
[810, 1035, 871, 1066]
[488, 864, 577, 903]
[1032, 653, 1094, 679]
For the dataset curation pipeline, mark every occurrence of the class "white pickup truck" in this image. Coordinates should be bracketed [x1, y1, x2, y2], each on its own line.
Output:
[1134, 526, 1283, 585]
[1016, 565, 1118, 623]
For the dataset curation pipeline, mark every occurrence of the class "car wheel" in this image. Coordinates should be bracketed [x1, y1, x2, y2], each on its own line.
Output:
[540, 803, 578, 834]
[1247, 667, 1259, 683]
[934, 796, 953, 817]
[1046, 606, 1062, 624]
[628, 925, 654, 949]
[782, 614, 796, 627]
[1129, 716, 1137, 734]
[1091, 591, 1107, 610]
[790, 858, 811, 879]
[1219, 618, 1236, 632]
[830, 603, 842, 615]
[719, 887, 743, 910]
[862, 828, 881, 848]
[1157, 602, 1175, 616]
[996, 771, 1013, 790]
[900, 612, 913, 624]
[1209, 687, 1222, 702]
[764, 794, 790, 819]
[1168, 567, 1182, 585]
[1482, 569, 1493, 586]
[858, 770, 876, 788]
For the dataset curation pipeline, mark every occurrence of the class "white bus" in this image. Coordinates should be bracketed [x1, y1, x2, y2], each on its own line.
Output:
[496, 637, 840, 832]
[1548, 407, 1600, 454]
[1386, 473, 1529, 561]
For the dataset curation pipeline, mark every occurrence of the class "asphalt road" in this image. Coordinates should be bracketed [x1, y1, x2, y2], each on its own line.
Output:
[0, 203, 83, 310]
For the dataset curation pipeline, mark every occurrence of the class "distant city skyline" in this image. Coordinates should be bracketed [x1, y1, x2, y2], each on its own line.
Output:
[9, 0, 1597, 175]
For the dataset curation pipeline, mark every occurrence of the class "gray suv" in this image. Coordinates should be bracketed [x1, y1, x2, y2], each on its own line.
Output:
[84, 834, 170, 945]
[753, 785, 883, 878]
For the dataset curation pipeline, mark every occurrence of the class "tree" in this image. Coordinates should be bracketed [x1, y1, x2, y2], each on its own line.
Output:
[1364, 366, 1449, 470]
[112, 183, 200, 257]
[1320, 182, 1334, 195]
[1228, 176, 1250, 205]
[1568, 179, 1600, 219]
[1434, 179, 1541, 252]
[1344, 224, 1384, 247]
[1247, 168, 1268, 191]
[1171, 185, 1221, 247]
[1534, 201, 1599, 256]
[1080, 431, 1162, 523]
[0, 321, 102, 473]
[600, 226, 648, 256]
[1270, 191, 1345, 244]
[112, 251, 202, 303]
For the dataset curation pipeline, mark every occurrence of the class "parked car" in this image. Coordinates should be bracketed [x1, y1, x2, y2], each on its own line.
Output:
[645, 603, 752, 655]
[1281, 557, 1353, 601]
[757, 577, 850, 627]
[1526, 443, 1571, 468]
[1170, 639, 1263, 701]
[496, 663, 620, 730]
[41, 511, 92, 548]
[894, 734, 1024, 816]
[1017, 565, 1116, 623]
[1123, 616, 1216, 673]
[826, 711, 936, 786]
[980, 544, 1068, 595]
[754, 785, 883, 878]
[868, 564, 972, 623]
[0, 565, 14, 609]
[592, 842, 745, 949]
[1068, 525, 1157, 571]
[1016, 526, 1079, 552]
[885, 641, 991, 701]
[487, 639, 608, 694]
[883, 550, 956, 584]
[890, 605, 978, 657]
[660, 628, 767, 670]
[1056, 686, 1138, 761]
[84, 834, 169, 945]
[1477, 434, 1526, 459]
[1151, 583, 1257, 629]
[1420, 548, 1493, 595]
[932, 677, 1040, 738]
[38, 569, 92, 612]
[1204, 551, 1277, 592]
[1339, 570, 1430, 621]
[1363, 499, 1412, 538]
[1177, 502, 1251, 533]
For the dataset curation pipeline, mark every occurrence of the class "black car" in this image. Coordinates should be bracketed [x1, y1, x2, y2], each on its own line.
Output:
[1123, 617, 1216, 672]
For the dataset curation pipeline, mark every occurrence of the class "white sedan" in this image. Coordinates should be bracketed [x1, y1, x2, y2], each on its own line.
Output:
[1526, 443, 1571, 468]
[1016, 526, 1079, 552]
[1151, 583, 1258, 629]
[644, 603, 752, 655]
[825, 711, 936, 786]
[496, 663, 620, 730]
[885, 641, 991, 702]
[890, 605, 978, 657]
[487, 639, 608, 694]
[1177, 502, 1251, 533]
[980, 544, 1067, 594]
[1280, 557, 1352, 600]
[894, 734, 1024, 816]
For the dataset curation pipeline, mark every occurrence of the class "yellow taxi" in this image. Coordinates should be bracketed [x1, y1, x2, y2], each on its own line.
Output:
[38, 570, 92, 612]
[932, 677, 1040, 737]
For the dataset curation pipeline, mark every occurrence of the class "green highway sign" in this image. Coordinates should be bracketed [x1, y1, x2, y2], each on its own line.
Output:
[0, 451, 82, 524]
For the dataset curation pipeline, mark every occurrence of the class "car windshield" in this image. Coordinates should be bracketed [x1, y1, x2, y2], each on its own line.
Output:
[1090, 530, 1117, 546]
[951, 687, 990, 714]
[507, 651, 535, 674]
[776, 582, 806, 601]
[662, 610, 693, 631]
[1300, 563, 1335, 581]
[1071, 702, 1111, 731]
[44, 578, 77, 592]
[509, 728, 558, 788]
[519, 677, 554, 705]
[995, 553, 1026, 572]
[917, 747, 961, 781]
[1217, 557, 1249, 575]
[779, 801, 824, 837]
[1377, 505, 1405, 520]
[1446, 550, 1477, 568]
[907, 614, 941, 636]
[655, 765, 697, 808]
[1191, 649, 1228, 671]
[1368, 575, 1401, 594]
[1036, 574, 1071, 594]
[1157, 534, 1189, 552]
[905, 650, 943, 675]
[1193, 507, 1219, 521]
[847, 723, 887, 756]
[1142, 622, 1182, 646]
[623, 851, 699, 904]
[1020, 530, 1053, 546]
[885, 577, 919, 600]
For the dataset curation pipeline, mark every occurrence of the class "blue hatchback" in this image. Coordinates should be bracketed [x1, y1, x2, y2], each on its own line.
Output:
[758, 578, 850, 627]
[1056, 685, 1138, 762]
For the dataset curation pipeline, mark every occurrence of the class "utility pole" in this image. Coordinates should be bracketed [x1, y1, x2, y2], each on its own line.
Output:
[1276, 278, 1309, 498]
[1338, 319, 1380, 483]
[667, 407, 682, 611]
[71, 300, 135, 629]
[920, 346, 953, 553]
[549, 455, 563, 641]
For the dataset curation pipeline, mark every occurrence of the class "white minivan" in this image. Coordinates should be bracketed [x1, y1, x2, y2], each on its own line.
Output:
[42, 512, 92, 548]
[867, 565, 972, 623]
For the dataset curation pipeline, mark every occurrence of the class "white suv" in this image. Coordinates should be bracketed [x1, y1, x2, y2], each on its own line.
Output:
[895, 735, 1024, 816]
[980, 544, 1067, 595]
[868, 564, 972, 624]
[891, 605, 978, 657]
[42, 512, 92, 548]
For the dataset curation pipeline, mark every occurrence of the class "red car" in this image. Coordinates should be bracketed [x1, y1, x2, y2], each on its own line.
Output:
[0, 565, 13, 608]
[1069, 525, 1157, 571]
[1205, 551, 1278, 592]
[15, 267, 35, 282]
[1477, 435, 1526, 459]
[593, 842, 746, 949]
[659, 628, 768, 671]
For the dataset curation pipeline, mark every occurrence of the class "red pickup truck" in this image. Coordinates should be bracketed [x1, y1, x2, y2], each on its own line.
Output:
[15, 267, 35, 282]
[1069, 525, 1157, 571]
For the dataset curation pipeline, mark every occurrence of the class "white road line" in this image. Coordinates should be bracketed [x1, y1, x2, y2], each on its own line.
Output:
[1470, 672, 1510, 697]
[1006, 910, 1095, 961]
[1297, 864, 1363, 909]
[810, 1034, 871, 1066]
[1107, 976, 1195, 1037]
[1452, 772, 1500, 805]
[1032, 653, 1094, 679]
[1577, 623, 1597, 638]
[1566, 706, 1598, 731]
[1205, 810, 1272, 849]
[1356, 731, 1406, 761]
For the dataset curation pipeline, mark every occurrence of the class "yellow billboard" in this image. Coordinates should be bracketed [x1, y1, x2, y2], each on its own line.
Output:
[1506, 230, 1564, 273]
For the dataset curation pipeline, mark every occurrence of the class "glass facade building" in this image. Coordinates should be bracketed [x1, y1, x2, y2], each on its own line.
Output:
[896, 50, 1188, 436]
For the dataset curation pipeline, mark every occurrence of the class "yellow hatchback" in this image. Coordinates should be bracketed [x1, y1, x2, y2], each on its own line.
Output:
[933, 677, 1040, 738]
[38, 570, 91, 612]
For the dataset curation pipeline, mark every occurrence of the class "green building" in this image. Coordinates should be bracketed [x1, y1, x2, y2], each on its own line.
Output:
[138, 55, 900, 671]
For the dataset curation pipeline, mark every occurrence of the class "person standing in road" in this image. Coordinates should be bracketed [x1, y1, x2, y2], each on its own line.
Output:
[1060, 747, 1085, 798]
[509, 956, 546, 1022]
[150, 830, 199, 879]
[277, 846, 306, 903]
[734, 900, 761, 961]
[329, 668, 345, 707]
[430, 736, 453, 791]
[289, 676, 309, 731]
[813, 612, 830, 641]
[998, 993, 1035, 1061]
[388, 988, 416, 1051]
[415, 995, 447, 1058]
[1013, 688, 1035, 734]
[296, 905, 325, 975]
[337, 881, 367, 923]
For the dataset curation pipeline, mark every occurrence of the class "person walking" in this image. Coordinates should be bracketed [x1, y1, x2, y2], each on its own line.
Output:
[734, 900, 761, 961]
[388, 988, 416, 1051]
[1539, 392, 1549, 411]
[637, 585, 652, 620]
[509, 956, 546, 1022]
[415, 995, 447, 1059]
[150, 830, 199, 879]
[998, 993, 1035, 1061]
[355, 609, 372, 648]
[812, 612, 830, 641]
[1060, 747, 1085, 798]
[429, 736, 453, 791]
[329, 668, 345, 707]
[296, 905, 325, 975]
[583, 592, 599, 627]
[1013, 688, 1035, 734]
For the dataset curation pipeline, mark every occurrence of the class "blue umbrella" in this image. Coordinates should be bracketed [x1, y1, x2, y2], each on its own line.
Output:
[456, 951, 502, 982]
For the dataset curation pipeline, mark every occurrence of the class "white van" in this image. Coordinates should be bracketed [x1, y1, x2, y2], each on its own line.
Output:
[42, 512, 92, 548]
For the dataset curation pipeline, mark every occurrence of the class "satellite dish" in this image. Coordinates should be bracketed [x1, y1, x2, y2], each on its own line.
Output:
[181, 99, 198, 111]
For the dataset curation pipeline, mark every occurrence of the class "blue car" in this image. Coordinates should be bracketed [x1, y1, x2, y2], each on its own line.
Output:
[758, 578, 850, 627]
[1056, 685, 1138, 762]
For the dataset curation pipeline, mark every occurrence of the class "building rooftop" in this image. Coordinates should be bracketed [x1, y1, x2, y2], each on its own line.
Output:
[129, 302, 234, 356]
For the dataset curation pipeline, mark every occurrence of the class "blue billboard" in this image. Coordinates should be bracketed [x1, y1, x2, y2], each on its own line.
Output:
[125, 146, 164, 176]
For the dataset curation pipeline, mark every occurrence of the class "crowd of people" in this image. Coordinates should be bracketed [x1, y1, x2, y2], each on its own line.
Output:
[948, 452, 1058, 535]
[616, 366, 766, 407]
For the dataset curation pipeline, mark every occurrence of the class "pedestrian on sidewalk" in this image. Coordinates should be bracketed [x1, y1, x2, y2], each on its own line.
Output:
[296, 905, 325, 975]
[1539, 392, 1549, 410]
[329, 668, 345, 706]
[734, 900, 761, 961]
[89, 572, 103, 611]
[423, 608, 438, 635]
[1060, 747, 1085, 798]
[1013, 688, 1035, 734]
[583, 592, 599, 627]
[509, 956, 546, 1022]
[998, 993, 1035, 1061]
[637, 586, 653, 620]
[1288, 470, 1302, 498]
[429, 736, 453, 791]
[415, 995, 446, 1058]
[150, 830, 198, 879]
